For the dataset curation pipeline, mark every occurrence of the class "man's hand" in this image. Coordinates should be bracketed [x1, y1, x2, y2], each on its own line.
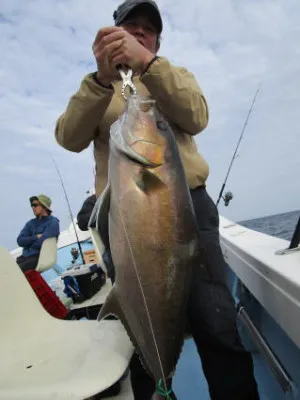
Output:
[110, 30, 154, 73]
[93, 27, 155, 84]
[37, 234, 42, 239]
[93, 27, 125, 86]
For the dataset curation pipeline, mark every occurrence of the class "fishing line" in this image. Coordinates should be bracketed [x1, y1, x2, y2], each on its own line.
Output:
[216, 83, 261, 207]
[115, 194, 171, 395]
[52, 156, 85, 264]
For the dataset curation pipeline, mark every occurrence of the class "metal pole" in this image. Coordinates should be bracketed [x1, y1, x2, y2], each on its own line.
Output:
[216, 85, 261, 207]
[52, 157, 85, 264]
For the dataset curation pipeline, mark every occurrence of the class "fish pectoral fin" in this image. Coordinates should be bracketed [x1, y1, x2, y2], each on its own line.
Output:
[135, 169, 164, 193]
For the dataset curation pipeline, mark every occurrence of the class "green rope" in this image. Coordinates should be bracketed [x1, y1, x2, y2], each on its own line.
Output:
[156, 378, 173, 399]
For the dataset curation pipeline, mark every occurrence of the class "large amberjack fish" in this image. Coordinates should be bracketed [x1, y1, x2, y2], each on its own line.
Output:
[95, 95, 201, 392]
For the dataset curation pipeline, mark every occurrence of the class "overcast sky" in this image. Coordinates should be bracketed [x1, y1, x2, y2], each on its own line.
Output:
[1, 0, 299, 250]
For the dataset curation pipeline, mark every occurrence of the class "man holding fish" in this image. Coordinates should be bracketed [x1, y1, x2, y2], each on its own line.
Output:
[55, 0, 259, 399]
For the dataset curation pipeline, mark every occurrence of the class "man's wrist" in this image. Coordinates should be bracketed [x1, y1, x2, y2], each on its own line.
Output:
[141, 51, 156, 73]
[141, 54, 159, 75]
[94, 72, 112, 88]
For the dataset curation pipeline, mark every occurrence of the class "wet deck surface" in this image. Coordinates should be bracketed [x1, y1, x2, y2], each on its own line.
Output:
[173, 337, 285, 400]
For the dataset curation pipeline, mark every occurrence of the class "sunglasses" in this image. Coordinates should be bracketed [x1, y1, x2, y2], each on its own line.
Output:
[31, 203, 40, 208]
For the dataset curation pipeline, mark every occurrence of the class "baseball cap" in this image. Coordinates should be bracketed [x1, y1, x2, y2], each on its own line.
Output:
[113, 0, 163, 34]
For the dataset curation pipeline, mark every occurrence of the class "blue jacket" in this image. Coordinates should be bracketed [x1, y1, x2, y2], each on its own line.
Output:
[17, 215, 60, 257]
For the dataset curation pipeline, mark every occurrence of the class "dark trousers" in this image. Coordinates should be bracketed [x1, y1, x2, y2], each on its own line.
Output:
[105, 186, 260, 400]
[186, 187, 259, 400]
[16, 254, 39, 273]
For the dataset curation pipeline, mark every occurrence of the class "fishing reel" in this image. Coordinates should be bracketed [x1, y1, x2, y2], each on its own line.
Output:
[70, 247, 79, 264]
[223, 191, 233, 207]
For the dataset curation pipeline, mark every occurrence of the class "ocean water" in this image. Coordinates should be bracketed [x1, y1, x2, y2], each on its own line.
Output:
[239, 209, 300, 241]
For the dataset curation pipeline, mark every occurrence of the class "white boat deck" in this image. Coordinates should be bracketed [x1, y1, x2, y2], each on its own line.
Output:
[219, 216, 300, 349]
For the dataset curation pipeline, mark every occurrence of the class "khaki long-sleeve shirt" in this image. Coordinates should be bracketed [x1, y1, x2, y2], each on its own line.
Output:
[55, 57, 209, 197]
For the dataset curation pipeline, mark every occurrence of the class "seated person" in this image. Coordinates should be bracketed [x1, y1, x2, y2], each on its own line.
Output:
[16, 194, 60, 272]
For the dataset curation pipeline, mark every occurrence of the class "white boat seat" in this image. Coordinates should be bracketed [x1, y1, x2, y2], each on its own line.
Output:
[0, 245, 133, 400]
[35, 237, 58, 273]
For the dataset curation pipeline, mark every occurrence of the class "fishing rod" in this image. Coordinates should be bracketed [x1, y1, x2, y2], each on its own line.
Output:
[216, 84, 261, 207]
[52, 157, 86, 265]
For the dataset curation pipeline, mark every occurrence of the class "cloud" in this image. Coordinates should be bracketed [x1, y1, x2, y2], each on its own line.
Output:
[2, 165, 52, 177]
[0, 0, 300, 249]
